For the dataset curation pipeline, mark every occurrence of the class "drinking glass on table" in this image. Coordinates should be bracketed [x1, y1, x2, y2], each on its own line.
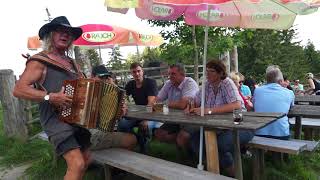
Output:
[146, 105, 153, 113]
[233, 109, 243, 125]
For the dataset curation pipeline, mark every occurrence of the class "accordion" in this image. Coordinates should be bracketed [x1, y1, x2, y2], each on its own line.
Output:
[59, 78, 125, 132]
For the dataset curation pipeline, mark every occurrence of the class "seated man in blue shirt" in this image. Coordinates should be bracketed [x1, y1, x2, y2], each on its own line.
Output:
[253, 65, 295, 140]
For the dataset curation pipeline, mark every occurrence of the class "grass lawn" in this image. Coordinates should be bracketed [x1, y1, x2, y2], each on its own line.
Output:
[1, 103, 320, 179]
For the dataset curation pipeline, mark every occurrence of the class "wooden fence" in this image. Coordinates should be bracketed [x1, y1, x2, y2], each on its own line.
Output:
[0, 69, 28, 140]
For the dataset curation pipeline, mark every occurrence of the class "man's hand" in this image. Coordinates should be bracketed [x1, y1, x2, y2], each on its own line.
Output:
[189, 107, 202, 115]
[49, 87, 73, 108]
[120, 102, 128, 117]
[184, 103, 191, 114]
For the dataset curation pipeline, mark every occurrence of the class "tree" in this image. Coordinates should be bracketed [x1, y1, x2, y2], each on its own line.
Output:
[141, 47, 162, 65]
[304, 40, 320, 76]
[87, 49, 100, 68]
[237, 28, 308, 82]
[107, 46, 126, 70]
[148, 18, 238, 81]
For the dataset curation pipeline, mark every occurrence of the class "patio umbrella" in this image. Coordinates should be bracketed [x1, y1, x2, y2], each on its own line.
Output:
[27, 24, 163, 61]
[107, 0, 319, 29]
[73, 24, 163, 61]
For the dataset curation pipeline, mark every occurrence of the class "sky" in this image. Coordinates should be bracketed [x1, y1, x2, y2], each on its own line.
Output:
[0, 0, 319, 76]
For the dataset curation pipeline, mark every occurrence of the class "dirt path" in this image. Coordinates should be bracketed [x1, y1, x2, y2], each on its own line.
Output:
[0, 159, 30, 180]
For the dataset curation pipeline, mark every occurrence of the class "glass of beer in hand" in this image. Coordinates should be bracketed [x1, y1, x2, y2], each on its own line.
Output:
[233, 109, 243, 125]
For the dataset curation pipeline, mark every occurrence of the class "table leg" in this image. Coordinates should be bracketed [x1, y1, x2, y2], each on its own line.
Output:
[233, 130, 243, 180]
[294, 116, 302, 139]
[104, 164, 112, 180]
[205, 130, 220, 174]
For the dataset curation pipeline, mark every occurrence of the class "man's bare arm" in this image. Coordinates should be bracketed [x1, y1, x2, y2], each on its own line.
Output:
[147, 96, 156, 105]
[13, 61, 73, 107]
[13, 61, 47, 102]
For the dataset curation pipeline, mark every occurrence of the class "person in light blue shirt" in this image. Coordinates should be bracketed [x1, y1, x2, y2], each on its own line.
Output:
[253, 65, 295, 140]
[240, 83, 252, 97]
[239, 73, 252, 98]
[155, 64, 199, 150]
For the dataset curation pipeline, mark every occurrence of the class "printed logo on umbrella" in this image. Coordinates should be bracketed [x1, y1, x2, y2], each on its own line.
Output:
[139, 34, 154, 43]
[82, 31, 115, 42]
[197, 10, 224, 22]
[251, 13, 280, 22]
[150, 4, 174, 17]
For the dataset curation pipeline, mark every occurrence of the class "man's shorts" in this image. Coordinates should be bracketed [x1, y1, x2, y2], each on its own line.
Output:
[89, 129, 128, 150]
[55, 126, 91, 156]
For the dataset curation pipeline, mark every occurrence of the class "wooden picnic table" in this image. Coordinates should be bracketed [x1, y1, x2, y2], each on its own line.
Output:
[289, 105, 320, 139]
[125, 105, 285, 180]
[295, 95, 320, 104]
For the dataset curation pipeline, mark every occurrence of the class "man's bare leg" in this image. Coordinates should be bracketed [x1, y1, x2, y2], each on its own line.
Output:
[63, 148, 87, 180]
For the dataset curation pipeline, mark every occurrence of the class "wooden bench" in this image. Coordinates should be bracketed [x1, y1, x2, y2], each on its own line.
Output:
[289, 118, 320, 139]
[290, 139, 320, 152]
[92, 148, 235, 180]
[247, 136, 307, 180]
[36, 132, 233, 179]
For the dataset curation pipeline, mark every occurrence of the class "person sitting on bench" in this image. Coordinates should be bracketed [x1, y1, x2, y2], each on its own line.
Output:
[253, 65, 295, 140]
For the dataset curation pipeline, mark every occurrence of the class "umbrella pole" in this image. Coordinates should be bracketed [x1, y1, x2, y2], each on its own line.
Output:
[136, 45, 140, 61]
[98, 46, 102, 65]
[198, 5, 211, 171]
[197, 25, 209, 171]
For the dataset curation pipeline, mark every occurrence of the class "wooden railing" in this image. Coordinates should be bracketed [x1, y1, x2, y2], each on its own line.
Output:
[112, 65, 204, 87]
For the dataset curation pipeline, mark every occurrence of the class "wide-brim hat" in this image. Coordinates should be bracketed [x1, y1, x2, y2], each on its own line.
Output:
[38, 16, 82, 40]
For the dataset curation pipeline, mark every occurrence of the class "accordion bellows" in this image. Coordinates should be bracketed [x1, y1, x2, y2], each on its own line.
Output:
[59, 78, 125, 132]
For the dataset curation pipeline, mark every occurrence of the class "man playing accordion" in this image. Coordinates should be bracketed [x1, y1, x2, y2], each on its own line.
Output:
[13, 16, 136, 180]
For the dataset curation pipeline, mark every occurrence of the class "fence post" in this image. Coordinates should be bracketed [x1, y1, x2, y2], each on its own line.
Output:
[0, 69, 28, 140]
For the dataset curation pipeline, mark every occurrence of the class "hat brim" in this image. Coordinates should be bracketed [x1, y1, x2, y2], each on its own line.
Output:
[97, 73, 112, 77]
[39, 23, 82, 40]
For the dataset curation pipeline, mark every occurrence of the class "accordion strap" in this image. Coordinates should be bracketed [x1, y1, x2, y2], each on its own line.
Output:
[27, 51, 76, 74]
[27, 51, 83, 91]
[70, 58, 85, 78]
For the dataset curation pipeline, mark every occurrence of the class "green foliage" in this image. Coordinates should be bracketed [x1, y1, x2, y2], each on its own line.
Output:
[304, 41, 320, 77]
[0, 137, 50, 167]
[127, 53, 142, 65]
[237, 28, 310, 82]
[107, 46, 126, 70]
[126, 47, 162, 67]
[264, 152, 320, 180]
[24, 143, 66, 180]
[0, 103, 3, 136]
[27, 122, 42, 137]
[141, 47, 162, 64]
[148, 140, 180, 162]
[148, 19, 237, 65]
[86, 49, 100, 68]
